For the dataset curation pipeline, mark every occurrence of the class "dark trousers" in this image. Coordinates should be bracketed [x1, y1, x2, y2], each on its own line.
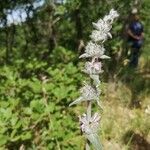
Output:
[129, 48, 140, 68]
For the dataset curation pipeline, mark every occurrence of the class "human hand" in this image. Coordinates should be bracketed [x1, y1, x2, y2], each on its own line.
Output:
[134, 36, 141, 40]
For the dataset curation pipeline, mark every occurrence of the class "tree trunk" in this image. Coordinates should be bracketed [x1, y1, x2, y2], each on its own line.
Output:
[5, 24, 15, 63]
[74, 8, 83, 51]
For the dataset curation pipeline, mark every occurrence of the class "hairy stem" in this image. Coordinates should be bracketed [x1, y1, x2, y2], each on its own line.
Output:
[85, 101, 92, 150]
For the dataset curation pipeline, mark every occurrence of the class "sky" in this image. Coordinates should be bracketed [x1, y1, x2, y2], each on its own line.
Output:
[6, 0, 44, 25]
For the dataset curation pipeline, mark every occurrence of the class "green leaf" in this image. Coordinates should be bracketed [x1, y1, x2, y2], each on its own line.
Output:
[21, 132, 32, 140]
[23, 107, 32, 115]
[0, 135, 8, 146]
[45, 103, 55, 113]
[29, 80, 41, 94]
[11, 116, 18, 127]
[10, 136, 21, 142]
[30, 100, 45, 113]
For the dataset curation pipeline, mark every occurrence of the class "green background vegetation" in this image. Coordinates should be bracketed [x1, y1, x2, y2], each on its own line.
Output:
[0, 0, 149, 149]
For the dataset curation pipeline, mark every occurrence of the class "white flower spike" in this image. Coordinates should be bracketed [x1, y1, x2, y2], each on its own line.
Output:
[69, 9, 118, 150]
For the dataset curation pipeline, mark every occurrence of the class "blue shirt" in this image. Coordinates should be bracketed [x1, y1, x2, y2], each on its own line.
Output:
[129, 21, 143, 36]
[128, 21, 144, 49]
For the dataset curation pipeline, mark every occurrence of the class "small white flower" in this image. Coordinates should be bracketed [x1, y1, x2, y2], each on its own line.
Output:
[90, 29, 111, 43]
[103, 9, 119, 23]
[83, 61, 103, 75]
[79, 41, 109, 58]
[92, 19, 111, 32]
[109, 9, 119, 19]
[79, 113, 101, 134]
[69, 84, 100, 106]
[91, 19, 112, 42]
[81, 84, 99, 100]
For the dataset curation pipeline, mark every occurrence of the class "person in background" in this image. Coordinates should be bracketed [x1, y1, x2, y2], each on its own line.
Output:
[127, 8, 144, 68]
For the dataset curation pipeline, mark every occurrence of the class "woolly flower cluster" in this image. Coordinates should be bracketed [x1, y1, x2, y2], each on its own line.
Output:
[91, 9, 119, 42]
[79, 42, 105, 58]
[69, 84, 100, 106]
[79, 113, 101, 134]
[80, 41, 110, 59]
[69, 9, 118, 149]
[83, 61, 103, 75]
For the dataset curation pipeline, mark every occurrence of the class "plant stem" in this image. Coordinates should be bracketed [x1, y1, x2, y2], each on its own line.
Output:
[85, 141, 90, 150]
[85, 101, 92, 150]
[87, 101, 92, 121]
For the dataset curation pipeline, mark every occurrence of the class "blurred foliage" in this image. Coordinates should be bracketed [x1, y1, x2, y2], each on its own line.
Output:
[0, 47, 84, 149]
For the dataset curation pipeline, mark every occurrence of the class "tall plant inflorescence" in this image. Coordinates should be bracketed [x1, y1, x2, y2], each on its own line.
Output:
[69, 9, 119, 150]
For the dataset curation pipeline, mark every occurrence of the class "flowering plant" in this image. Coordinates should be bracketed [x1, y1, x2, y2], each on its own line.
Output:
[69, 9, 119, 150]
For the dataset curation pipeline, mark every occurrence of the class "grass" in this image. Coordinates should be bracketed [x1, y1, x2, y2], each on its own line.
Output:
[100, 58, 150, 150]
